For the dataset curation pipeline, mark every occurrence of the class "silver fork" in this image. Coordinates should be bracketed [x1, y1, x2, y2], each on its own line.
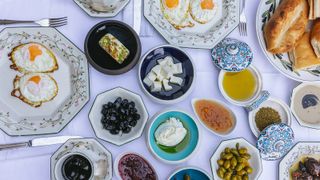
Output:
[0, 17, 68, 27]
[238, 0, 247, 36]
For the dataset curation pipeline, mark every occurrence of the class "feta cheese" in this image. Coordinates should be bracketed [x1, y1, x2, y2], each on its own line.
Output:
[143, 76, 153, 87]
[162, 79, 172, 91]
[157, 58, 167, 66]
[161, 65, 173, 79]
[170, 76, 183, 86]
[151, 81, 162, 92]
[164, 56, 174, 67]
[151, 65, 162, 75]
[172, 63, 183, 74]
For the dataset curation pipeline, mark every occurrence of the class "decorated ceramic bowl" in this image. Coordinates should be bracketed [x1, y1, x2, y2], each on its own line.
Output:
[212, 38, 253, 72]
[147, 109, 200, 164]
[168, 167, 211, 180]
[257, 123, 294, 161]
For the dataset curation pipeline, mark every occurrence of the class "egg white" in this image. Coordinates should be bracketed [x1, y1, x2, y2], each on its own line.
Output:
[190, 0, 217, 24]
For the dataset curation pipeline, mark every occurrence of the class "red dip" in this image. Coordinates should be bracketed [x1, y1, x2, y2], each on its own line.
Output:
[118, 153, 156, 180]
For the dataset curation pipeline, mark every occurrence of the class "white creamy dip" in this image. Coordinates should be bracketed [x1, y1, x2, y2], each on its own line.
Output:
[154, 117, 187, 147]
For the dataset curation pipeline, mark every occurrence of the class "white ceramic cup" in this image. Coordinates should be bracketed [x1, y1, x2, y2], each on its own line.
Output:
[90, 0, 119, 12]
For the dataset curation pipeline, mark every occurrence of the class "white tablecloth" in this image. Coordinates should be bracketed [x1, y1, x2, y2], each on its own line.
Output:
[0, 0, 319, 179]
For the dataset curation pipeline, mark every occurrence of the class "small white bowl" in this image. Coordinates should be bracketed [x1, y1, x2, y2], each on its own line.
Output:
[114, 151, 159, 180]
[191, 98, 237, 137]
[89, 87, 149, 146]
[248, 97, 292, 138]
[210, 138, 263, 180]
[218, 65, 263, 106]
[167, 166, 212, 180]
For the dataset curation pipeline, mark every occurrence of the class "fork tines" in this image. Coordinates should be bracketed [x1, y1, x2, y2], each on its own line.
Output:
[48, 17, 68, 27]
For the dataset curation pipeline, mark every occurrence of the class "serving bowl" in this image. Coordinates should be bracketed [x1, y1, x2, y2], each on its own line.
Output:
[114, 151, 158, 180]
[168, 166, 212, 180]
[138, 45, 196, 104]
[147, 109, 200, 164]
[191, 98, 237, 137]
[89, 87, 149, 146]
[248, 97, 292, 137]
[210, 138, 263, 180]
[85, 20, 141, 75]
[51, 138, 112, 180]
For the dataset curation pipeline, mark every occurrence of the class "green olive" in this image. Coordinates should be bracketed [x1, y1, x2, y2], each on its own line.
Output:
[231, 175, 237, 180]
[184, 174, 191, 180]
[223, 153, 233, 160]
[238, 148, 248, 155]
[225, 147, 231, 153]
[217, 168, 225, 178]
[231, 149, 240, 156]
[220, 167, 226, 173]
[236, 175, 242, 180]
[243, 174, 249, 180]
[224, 172, 232, 180]
[224, 160, 231, 169]
[236, 143, 240, 150]
[218, 159, 224, 166]
[235, 164, 244, 171]
[237, 170, 247, 176]
[245, 167, 253, 174]
[241, 154, 251, 160]
[236, 156, 244, 163]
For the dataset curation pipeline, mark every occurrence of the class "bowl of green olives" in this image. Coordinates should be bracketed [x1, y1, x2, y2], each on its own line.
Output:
[210, 138, 263, 180]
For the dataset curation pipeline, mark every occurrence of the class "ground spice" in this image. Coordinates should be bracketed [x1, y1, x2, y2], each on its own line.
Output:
[255, 107, 281, 131]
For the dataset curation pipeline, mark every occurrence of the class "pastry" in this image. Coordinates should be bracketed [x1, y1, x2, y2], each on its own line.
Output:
[289, 32, 320, 71]
[308, 0, 320, 19]
[311, 19, 320, 58]
[264, 0, 309, 54]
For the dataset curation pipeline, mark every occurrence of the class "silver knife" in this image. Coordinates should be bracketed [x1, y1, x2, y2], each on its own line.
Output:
[133, 0, 142, 35]
[0, 135, 82, 151]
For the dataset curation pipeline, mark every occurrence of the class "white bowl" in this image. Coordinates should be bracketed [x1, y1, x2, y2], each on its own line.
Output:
[114, 151, 159, 180]
[89, 87, 149, 146]
[248, 97, 292, 138]
[167, 166, 212, 180]
[138, 44, 196, 104]
[191, 98, 237, 137]
[210, 138, 263, 180]
[218, 65, 263, 106]
[290, 82, 320, 130]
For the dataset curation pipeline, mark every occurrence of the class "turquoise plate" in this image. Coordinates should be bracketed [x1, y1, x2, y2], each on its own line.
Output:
[148, 110, 200, 164]
[168, 167, 211, 180]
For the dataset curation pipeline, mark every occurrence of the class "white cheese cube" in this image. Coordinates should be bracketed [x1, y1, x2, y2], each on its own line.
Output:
[151, 65, 162, 75]
[172, 63, 183, 74]
[157, 58, 167, 66]
[170, 76, 183, 86]
[156, 73, 165, 81]
[161, 65, 173, 79]
[146, 72, 157, 81]
[164, 56, 174, 67]
[143, 76, 153, 87]
[151, 81, 162, 92]
[162, 79, 173, 91]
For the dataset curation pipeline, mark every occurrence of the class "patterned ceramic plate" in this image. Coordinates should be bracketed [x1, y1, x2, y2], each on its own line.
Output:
[257, 123, 294, 161]
[279, 142, 320, 180]
[50, 138, 112, 180]
[256, 0, 320, 82]
[144, 0, 240, 49]
[0, 27, 89, 136]
[74, 0, 129, 17]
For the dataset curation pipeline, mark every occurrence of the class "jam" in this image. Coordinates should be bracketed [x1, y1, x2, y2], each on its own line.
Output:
[62, 154, 92, 180]
[118, 154, 157, 180]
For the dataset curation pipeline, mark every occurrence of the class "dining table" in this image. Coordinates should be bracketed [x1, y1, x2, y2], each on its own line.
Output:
[0, 0, 319, 179]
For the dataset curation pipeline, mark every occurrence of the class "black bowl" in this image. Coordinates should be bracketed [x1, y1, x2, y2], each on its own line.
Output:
[138, 45, 196, 104]
[85, 20, 141, 75]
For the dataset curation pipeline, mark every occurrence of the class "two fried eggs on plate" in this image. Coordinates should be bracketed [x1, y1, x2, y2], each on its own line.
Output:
[161, 0, 218, 30]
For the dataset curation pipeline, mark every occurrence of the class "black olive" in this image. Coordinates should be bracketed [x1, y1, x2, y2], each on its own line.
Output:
[134, 114, 140, 120]
[129, 120, 137, 127]
[123, 127, 131, 133]
[115, 97, 122, 103]
[110, 115, 117, 121]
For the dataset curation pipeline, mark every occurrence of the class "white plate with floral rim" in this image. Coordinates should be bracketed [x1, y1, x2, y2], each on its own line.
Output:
[279, 142, 320, 180]
[256, 0, 320, 82]
[50, 138, 112, 180]
[0, 27, 89, 136]
[73, 0, 129, 17]
[144, 0, 240, 49]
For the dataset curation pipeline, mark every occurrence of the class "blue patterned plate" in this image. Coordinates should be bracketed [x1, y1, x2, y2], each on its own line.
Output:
[211, 38, 253, 72]
[257, 123, 294, 161]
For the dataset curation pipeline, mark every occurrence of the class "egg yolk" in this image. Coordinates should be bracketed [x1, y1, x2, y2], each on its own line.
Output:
[28, 45, 42, 62]
[165, 0, 179, 9]
[28, 75, 41, 84]
[201, 0, 214, 10]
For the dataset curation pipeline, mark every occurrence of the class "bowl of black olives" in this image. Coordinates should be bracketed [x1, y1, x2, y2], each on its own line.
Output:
[89, 87, 149, 146]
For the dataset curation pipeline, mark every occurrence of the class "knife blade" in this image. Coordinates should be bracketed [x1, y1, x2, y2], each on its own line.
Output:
[0, 135, 82, 151]
[133, 0, 142, 35]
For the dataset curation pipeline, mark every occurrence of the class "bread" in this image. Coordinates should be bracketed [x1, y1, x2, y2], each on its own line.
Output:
[264, 0, 309, 54]
[311, 20, 320, 58]
[308, 0, 320, 19]
[289, 32, 320, 70]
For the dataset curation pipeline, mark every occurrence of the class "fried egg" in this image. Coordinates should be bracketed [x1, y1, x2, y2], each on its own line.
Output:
[161, 0, 194, 30]
[9, 42, 58, 73]
[190, 0, 217, 24]
[11, 73, 58, 107]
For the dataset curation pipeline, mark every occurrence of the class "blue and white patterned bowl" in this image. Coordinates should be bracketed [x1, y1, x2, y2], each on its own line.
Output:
[257, 123, 294, 161]
[211, 38, 253, 72]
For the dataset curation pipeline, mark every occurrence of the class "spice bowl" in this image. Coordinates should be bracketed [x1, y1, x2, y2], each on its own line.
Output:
[248, 98, 292, 137]
[191, 98, 237, 137]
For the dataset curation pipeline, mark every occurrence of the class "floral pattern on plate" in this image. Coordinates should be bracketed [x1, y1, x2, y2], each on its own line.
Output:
[257, 123, 294, 161]
[0, 27, 89, 136]
[256, 0, 320, 82]
[74, 0, 129, 17]
[279, 142, 320, 180]
[144, 0, 240, 49]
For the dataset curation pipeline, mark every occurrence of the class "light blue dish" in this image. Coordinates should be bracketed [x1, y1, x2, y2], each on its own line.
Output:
[148, 110, 199, 163]
[169, 167, 211, 180]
